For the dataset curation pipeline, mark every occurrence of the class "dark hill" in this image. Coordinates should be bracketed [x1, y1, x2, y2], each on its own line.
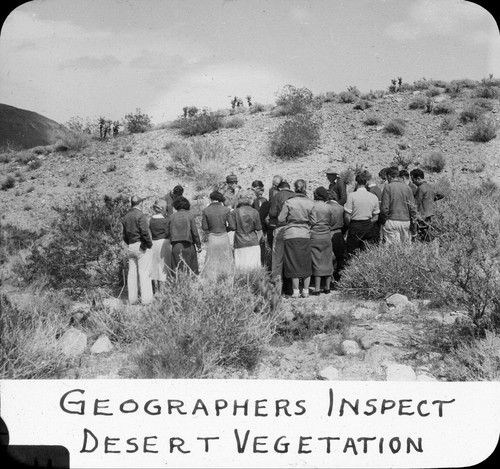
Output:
[0, 103, 67, 150]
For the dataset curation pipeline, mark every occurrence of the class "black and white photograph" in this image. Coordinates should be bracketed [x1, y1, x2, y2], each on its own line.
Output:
[0, 1, 499, 468]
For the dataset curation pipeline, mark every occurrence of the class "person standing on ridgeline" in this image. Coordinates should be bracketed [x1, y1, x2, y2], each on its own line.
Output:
[168, 196, 201, 275]
[325, 168, 347, 206]
[201, 191, 233, 278]
[121, 195, 153, 305]
[228, 189, 263, 271]
[251, 180, 268, 267]
[410, 168, 436, 241]
[278, 179, 314, 299]
[326, 191, 346, 283]
[268, 180, 297, 294]
[164, 185, 184, 217]
[149, 199, 172, 294]
[310, 187, 336, 295]
[344, 171, 380, 257]
[380, 167, 418, 244]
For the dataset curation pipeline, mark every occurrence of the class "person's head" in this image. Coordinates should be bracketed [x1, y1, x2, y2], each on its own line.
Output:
[130, 195, 142, 208]
[378, 167, 390, 183]
[325, 169, 339, 184]
[152, 199, 167, 214]
[294, 179, 307, 194]
[355, 172, 370, 188]
[410, 168, 425, 186]
[277, 180, 290, 190]
[358, 169, 373, 184]
[314, 186, 329, 202]
[251, 180, 264, 198]
[272, 175, 283, 188]
[236, 189, 255, 207]
[172, 185, 184, 196]
[226, 174, 238, 187]
[399, 169, 410, 184]
[173, 196, 190, 211]
[209, 191, 225, 203]
[386, 167, 401, 183]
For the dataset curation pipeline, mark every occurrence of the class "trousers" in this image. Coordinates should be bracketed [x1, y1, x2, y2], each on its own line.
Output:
[382, 219, 411, 245]
[127, 242, 153, 305]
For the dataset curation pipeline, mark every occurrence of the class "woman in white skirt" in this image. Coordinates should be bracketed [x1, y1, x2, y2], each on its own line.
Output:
[149, 199, 172, 294]
[228, 189, 262, 271]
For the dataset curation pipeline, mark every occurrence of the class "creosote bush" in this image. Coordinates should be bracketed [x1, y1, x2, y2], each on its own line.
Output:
[422, 151, 446, 173]
[384, 118, 406, 136]
[124, 109, 152, 134]
[363, 115, 382, 126]
[274, 84, 315, 115]
[269, 112, 321, 159]
[179, 109, 224, 136]
[353, 99, 373, 110]
[409, 96, 428, 110]
[468, 117, 497, 142]
[133, 269, 281, 378]
[432, 101, 454, 115]
[441, 115, 458, 131]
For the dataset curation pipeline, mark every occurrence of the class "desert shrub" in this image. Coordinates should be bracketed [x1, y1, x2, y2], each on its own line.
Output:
[468, 116, 497, 142]
[337, 91, 357, 104]
[0, 222, 40, 262]
[54, 130, 90, 151]
[145, 157, 159, 170]
[470, 98, 495, 111]
[432, 101, 455, 114]
[474, 86, 499, 99]
[24, 194, 129, 298]
[441, 115, 458, 131]
[413, 79, 431, 90]
[249, 102, 266, 114]
[338, 242, 444, 300]
[409, 96, 428, 110]
[179, 109, 224, 136]
[422, 151, 446, 172]
[353, 99, 373, 110]
[0, 292, 70, 379]
[15, 151, 38, 165]
[391, 150, 413, 169]
[459, 105, 486, 123]
[322, 91, 337, 102]
[28, 159, 43, 170]
[1, 175, 15, 191]
[442, 331, 500, 381]
[167, 140, 195, 172]
[274, 84, 315, 115]
[384, 118, 406, 136]
[269, 112, 321, 159]
[0, 153, 12, 164]
[133, 269, 281, 378]
[222, 116, 245, 128]
[363, 115, 382, 126]
[425, 86, 442, 97]
[124, 109, 152, 133]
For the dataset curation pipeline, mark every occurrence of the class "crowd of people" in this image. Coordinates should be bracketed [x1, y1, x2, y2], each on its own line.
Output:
[121, 167, 438, 304]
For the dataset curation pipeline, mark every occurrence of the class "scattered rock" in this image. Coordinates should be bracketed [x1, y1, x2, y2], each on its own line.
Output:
[318, 366, 340, 380]
[90, 335, 113, 354]
[385, 364, 417, 381]
[359, 329, 403, 349]
[352, 307, 377, 320]
[341, 340, 362, 356]
[385, 293, 410, 308]
[363, 345, 399, 367]
[59, 327, 87, 357]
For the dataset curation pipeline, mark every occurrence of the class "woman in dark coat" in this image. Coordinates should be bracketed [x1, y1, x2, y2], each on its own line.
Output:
[168, 196, 201, 275]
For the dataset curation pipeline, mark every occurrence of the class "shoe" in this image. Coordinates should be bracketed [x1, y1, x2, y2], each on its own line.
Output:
[323, 289, 331, 294]
[310, 291, 320, 296]
[301, 291, 309, 298]
[291, 290, 300, 298]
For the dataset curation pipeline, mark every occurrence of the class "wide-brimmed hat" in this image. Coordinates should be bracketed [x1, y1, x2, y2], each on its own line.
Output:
[325, 168, 338, 176]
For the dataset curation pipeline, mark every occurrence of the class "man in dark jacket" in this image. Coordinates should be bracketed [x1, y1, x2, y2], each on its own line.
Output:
[326, 168, 347, 206]
[122, 195, 153, 305]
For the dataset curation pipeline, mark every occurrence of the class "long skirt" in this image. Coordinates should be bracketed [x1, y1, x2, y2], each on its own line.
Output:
[171, 241, 199, 275]
[310, 234, 333, 277]
[151, 238, 172, 281]
[283, 238, 312, 279]
[234, 245, 261, 270]
[203, 232, 234, 278]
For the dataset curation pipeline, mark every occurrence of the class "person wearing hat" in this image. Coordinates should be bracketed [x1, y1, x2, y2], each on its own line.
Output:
[326, 168, 347, 206]
[164, 184, 184, 217]
[121, 195, 153, 305]
[201, 190, 234, 278]
[149, 198, 172, 294]
[310, 186, 336, 295]
[222, 173, 240, 209]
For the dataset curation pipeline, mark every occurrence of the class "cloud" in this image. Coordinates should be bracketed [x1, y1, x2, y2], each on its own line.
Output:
[57, 55, 121, 71]
[384, 0, 494, 42]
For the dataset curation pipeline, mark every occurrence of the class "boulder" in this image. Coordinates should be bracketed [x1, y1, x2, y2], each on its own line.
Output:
[59, 327, 87, 357]
[385, 364, 417, 381]
[90, 335, 113, 354]
[341, 340, 362, 356]
[318, 366, 340, 380]
[385, 293, 410, 308]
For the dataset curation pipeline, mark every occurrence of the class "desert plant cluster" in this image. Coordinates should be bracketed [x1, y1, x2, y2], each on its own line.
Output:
[1, 75, 499, 382]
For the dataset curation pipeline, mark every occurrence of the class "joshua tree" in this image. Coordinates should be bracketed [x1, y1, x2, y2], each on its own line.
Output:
[246, 95, 252, 106]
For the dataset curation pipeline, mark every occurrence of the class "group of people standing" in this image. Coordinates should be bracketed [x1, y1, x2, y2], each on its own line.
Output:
[121, 166, 437, 304]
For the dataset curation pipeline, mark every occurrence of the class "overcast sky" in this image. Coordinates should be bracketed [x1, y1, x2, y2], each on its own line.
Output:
[0, 0, 499, 125]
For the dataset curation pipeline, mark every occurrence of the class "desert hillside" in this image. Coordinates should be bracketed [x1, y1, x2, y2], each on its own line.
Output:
[0, 82, 499, 231]
[0, 103, 68, 150]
